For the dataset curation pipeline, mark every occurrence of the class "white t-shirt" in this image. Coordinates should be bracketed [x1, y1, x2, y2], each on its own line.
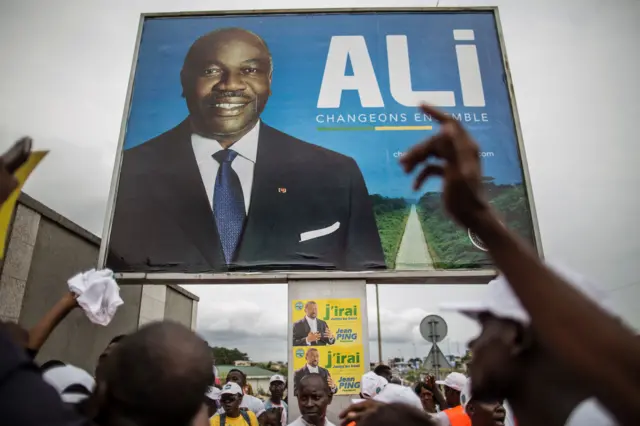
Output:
[565, 398, 617, 425]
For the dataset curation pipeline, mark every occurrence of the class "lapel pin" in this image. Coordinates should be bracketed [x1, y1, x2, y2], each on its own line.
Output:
[278, 187, 287, 194]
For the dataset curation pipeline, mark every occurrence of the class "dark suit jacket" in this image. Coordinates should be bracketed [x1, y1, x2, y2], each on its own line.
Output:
[293, 365, 335, 396]
[107, 119, 385, 272]
[292, 318, 334, 346]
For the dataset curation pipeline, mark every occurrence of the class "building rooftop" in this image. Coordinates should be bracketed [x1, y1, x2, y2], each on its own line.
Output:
[216, 365, 278, 379]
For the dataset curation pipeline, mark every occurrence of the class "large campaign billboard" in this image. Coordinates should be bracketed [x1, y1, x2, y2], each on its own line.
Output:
[103, 9, 537, 273]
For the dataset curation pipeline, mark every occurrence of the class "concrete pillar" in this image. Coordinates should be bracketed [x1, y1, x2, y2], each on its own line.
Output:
[138, 284, 167, 326]
[190, 300, 198, 331]
[0, 205, 39, 322]
[287, 280, 369, 425]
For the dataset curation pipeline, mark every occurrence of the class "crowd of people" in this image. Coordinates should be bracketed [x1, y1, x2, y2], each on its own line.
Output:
[1, 104, 640, 426]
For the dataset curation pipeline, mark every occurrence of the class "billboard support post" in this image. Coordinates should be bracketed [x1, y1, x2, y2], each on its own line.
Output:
[287, 280, 369, 425]
[375, 284, 383, 363]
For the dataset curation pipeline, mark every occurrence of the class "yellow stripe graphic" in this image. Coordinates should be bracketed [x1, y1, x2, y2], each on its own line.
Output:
[374, 126, 433, 131]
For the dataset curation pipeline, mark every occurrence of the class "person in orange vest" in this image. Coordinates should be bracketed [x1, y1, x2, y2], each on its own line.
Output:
[431, 372, 469, 426]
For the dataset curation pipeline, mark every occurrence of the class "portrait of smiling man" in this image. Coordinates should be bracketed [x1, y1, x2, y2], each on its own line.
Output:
[108, 27, 385, 273]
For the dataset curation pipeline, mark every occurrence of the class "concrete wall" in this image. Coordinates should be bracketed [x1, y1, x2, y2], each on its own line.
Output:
[0, 193, 199, 372]
[164, 286, 196, 329]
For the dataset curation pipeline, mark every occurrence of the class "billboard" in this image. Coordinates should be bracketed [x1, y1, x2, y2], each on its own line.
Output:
[103, 9, 537, 274]
[291, 299, 364, 396]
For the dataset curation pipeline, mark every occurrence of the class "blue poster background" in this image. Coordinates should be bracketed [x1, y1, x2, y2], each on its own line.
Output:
[119, 11, 535, 269]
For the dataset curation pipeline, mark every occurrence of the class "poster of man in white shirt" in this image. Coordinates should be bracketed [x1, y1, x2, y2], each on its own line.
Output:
[293, 348, 337, 396]
[292, 301, 335, 346]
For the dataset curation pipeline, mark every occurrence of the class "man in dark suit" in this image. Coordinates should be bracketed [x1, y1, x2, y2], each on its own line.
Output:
[293, 348, 337, 396]
[107, 27, 385, 273]
[292, 301, 335, 346]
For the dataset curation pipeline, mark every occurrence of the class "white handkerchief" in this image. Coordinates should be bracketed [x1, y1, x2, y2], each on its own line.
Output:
[300, 221, 340, 242]
[68, 269, 124, 326]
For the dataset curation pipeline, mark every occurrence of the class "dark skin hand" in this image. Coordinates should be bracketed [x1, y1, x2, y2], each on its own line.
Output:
[401, 104, 640, 425]
[424, 375, 447, 410]
[0, 159, 18, 205]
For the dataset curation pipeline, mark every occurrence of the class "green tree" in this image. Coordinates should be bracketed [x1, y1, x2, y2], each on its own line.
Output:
[210, 346, 249, 364]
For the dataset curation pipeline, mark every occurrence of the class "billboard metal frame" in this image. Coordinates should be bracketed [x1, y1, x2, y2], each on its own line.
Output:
[98, 6, 542, 285]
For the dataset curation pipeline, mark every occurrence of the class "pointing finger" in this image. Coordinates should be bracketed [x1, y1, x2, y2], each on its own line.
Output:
[400, 133, 449, 173]
[413, 164, 444, 191]
[420, 103, 451, 123]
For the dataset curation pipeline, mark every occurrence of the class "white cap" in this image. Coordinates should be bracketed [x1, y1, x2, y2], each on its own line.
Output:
[206, 386, 221, 400]
[360, 371, 388, 398]
[459, 379, 472, 412]
[373, 383, 422, 411]
[270, 374, 286, 384]
[440, 262, 612, 326]
[42, 364, 95, 404]
[220, 382, 243, 396]
[435, 372, 467, 392]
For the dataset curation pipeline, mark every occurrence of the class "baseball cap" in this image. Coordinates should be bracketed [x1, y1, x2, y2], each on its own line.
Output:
[435, 372, 467, 392]
[42, 364, 95, 404]
[373, 383, 422, 411]
[459, 378, 472, 412]
[440, 262, 613, 326]
[360, 371, 388, 398]
[220, 382, 243, 396]
[270, 374, 286, 384]
[206, 386, 221, 400]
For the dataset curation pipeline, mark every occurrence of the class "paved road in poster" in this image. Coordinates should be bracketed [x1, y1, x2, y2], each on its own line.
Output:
[395, 205, 435, 270]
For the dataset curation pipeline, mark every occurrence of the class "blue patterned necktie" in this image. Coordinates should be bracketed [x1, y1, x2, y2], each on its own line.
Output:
[213, 149, 246, 264]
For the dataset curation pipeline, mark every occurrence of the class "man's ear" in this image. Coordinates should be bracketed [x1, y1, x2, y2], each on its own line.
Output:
[510, 322, 534, 357]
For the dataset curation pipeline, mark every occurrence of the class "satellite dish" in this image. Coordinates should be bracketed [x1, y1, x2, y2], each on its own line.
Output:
[468, 228, 488, 251]
[419, 314, 448, 343]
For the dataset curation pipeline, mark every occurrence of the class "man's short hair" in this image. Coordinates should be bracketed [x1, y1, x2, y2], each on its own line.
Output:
[108, 334, 126, 346]
[306, 348, 319, 355]
[40, 359, 66, 372]
[227, 368, 247, 382]
[182, 27, 273, 76]
[299, 373, 331, 395]
[374, 365, 392, 375]
[101, 321, 212, 426]
[305, 301, 317, 309]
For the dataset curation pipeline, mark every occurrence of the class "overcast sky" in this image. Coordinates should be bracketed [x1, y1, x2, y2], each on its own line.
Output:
[0, 0, 639, 363]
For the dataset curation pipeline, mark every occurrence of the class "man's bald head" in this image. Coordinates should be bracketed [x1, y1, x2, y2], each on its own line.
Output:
[180, 27, 273, 143]
[100, 321, 213, 426]
[183, 27, 272, 73]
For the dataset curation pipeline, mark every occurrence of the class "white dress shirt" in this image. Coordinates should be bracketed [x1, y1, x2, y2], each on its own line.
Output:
[306, 364, 319, 374]
[191, 121, 260, 215]
[288, 416, 336, 426]
[305, 316, 318, 345]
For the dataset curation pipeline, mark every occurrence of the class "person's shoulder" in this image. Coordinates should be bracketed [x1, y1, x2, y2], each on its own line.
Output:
[260, 123, 356, 166]
[123, 119, 190, 160]
[210, 413, 222, 426]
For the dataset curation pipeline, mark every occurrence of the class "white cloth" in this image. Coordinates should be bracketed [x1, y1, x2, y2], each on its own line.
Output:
[360, 371, 388, 398]
[373, 383, 423, 411]
[307, 364, 319, 374]
[288, 416, 336, 426]
[68, 269, 123, 326]
[191, 121, 260, 215]
[241, 394, 266, 417]
[565, 398, 618, 425]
